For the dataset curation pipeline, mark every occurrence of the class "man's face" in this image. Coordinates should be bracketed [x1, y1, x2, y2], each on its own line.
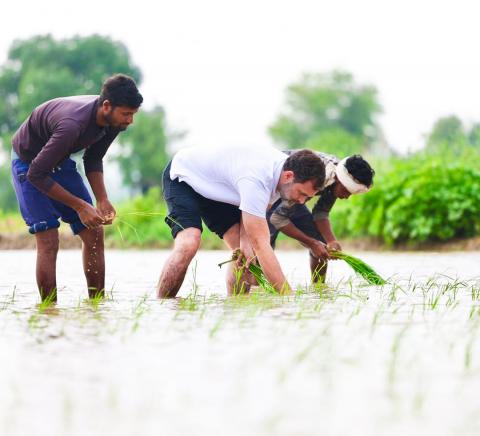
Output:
[103, 102, 138, 131]
[278, 171, 319, 205]
[333, 181, 352, 199]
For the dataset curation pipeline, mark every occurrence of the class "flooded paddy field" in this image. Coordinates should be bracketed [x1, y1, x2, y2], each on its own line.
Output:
[1, 249, 480, 436]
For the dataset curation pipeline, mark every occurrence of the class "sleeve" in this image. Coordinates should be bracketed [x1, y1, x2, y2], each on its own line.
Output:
[236, 177, 272, 218]
[269, 200, 294, 229]
[312, 188, 337, 220]
[27, 119, 82, 193]
[83, 128, 119, 174]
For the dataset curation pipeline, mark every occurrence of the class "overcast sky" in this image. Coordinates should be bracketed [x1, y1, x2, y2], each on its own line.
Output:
[2, 0, 479, 154]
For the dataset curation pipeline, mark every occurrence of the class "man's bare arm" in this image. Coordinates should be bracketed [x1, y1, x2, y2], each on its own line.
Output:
[279, 222, 329, 259]
[241, 211, 291, 294]
[315, 218, 342, 251]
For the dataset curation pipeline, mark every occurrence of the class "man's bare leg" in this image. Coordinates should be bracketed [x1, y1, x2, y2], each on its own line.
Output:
[78, 227, 105, 298]
[35, 228, 59, 302]
[310, 251, 327, 284]
[223, 223, 255, 295]
[157, 228, 201, 298]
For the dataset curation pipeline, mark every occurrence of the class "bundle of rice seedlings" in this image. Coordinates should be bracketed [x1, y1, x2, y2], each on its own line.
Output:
[218, 251, 277, 294]
[245, 261, 277, 294]
[332, 250, 386, 285]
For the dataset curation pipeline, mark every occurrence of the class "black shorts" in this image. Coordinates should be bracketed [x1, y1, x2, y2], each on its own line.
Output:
[162, 161, 241, 239]
[267, 199, 325, 248]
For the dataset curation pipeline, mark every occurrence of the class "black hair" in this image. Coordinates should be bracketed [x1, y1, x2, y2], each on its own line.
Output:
[283, 149, 325, 190]
[99, 74, 143, 108]
[345, 155, 375, 187]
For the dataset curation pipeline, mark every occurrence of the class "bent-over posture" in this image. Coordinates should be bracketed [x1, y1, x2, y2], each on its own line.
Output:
[11, 74, 143, 301]
[157, 147, 326, 297]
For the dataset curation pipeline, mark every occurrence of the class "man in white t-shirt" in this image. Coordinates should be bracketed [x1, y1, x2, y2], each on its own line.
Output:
[157, 146, 326, 298]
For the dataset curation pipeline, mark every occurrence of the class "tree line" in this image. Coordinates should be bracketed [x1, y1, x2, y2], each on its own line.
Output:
[0, 34, 477, 213]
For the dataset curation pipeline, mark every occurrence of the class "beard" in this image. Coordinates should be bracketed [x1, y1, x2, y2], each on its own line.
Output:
[104, 111, 114, 126]
[104, 112, 128, 131]
[278, 182, 295, 205]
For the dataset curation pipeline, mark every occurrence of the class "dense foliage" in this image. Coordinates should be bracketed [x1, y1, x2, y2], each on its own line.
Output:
[330, 151, 480, 245]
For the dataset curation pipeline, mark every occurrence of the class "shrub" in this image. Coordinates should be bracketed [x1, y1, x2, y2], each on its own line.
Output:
[330, 151, 480, 245]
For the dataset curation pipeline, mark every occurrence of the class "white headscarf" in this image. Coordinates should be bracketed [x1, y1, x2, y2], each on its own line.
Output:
[335, 157, 371, 194]
[323, 161, 337, 188]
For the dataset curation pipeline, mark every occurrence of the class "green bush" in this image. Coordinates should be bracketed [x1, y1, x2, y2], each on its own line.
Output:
[330, 151, 480, 245]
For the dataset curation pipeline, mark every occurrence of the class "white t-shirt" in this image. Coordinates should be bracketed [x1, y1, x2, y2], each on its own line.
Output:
[170, 145, 287, 218]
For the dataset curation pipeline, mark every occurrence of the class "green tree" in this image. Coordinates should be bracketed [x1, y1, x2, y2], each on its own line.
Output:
[269, 70, 383, 154]
[0, 34, 143, 210]
[115, 107, 185, 194]
[468, 123, 480, 147]
[426, 115, 468, 153]
[304, 128, 363, 157]
[0, 34, 141, 148]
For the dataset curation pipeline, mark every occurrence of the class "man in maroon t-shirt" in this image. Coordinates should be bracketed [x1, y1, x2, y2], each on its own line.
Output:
[11, 74, 143, 301]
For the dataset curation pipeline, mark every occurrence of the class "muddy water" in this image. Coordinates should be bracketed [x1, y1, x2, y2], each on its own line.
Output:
[0, 250, 479, 436]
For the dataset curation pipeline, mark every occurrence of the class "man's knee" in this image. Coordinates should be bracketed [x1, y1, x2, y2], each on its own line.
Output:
[36, 229, 59, 255]
[174, 228, 201, 258]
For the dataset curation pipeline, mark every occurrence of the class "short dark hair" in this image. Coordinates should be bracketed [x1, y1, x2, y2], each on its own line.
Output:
[283, 149, 325, 189]
[99, 74, 143, 108]
[345, 155, 375, 187]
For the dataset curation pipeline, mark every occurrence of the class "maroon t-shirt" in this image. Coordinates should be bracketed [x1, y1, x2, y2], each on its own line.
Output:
[12, 95, 119, 193]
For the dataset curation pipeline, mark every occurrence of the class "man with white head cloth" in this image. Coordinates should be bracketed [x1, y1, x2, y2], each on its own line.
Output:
[267, 152, 375, 283]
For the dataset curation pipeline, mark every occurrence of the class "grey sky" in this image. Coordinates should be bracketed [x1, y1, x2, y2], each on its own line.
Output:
[2, 0, 479, 153]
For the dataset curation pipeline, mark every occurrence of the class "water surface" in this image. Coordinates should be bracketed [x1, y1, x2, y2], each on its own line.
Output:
[1, 250, 479, 436]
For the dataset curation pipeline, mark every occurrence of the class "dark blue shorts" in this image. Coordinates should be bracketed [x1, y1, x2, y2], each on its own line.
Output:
[11, 156, 93, 235]
[267, 199, 325, 248]
[162, 161, 241, 239]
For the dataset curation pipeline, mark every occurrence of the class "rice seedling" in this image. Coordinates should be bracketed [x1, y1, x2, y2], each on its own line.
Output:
[428, 289, 442, 310]
[370, 304, 384, 335]
[0, 286, 16, 312]
[218, 250, 277, 295]
[190, 260, 199, 297]
[131, 294, 149, 332]
[330, 250, 386, 285]
[347, 305, 362, 323]
[464, 338, 474, 370]
[38, 289, 58, 312]
[388, 326, 409, 389]
[111, 211, 182, 245]
[471, 286, 480, 301]
[178, 295, 198, 312]
[209, 317, 224, 338]
[84, 287, 111, 310]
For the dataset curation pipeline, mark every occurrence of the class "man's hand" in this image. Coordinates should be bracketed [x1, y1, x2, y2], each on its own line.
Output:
[96, 198, 116, 224]
[309, 239, 330, 260]
[76, 202, 106, 229]
[327, 240, 342, 252]
[326, 240, 342, 259]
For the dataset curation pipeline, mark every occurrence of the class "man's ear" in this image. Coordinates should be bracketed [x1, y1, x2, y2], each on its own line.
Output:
[280, 170, 295, 184]
[102, 100, 112, 112]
